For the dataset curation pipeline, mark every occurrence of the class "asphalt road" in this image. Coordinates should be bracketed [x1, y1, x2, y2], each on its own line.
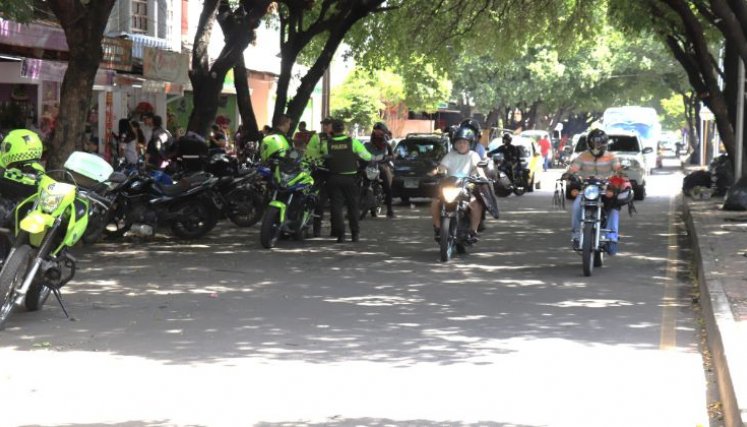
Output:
[0, 164, 712, 427]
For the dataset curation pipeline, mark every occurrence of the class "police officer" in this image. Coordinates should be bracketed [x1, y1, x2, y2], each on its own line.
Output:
[303, 117, 334, 237]
[260, 114, 293, 162]
[326, 119, 372, 243]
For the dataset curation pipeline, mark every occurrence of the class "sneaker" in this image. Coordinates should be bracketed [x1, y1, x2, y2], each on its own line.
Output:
[467, 230, 479, 244]
[571, 231, 580, 250]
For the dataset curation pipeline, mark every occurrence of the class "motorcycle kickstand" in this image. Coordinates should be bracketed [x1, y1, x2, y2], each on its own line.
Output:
[51, 288, 70, 319]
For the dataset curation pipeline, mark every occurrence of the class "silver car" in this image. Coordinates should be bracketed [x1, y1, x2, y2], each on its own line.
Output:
[571, 131, 653, 200]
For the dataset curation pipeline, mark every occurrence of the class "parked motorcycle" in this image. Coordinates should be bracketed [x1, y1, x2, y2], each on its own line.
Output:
[259, 156, 317, 249]
[0, 152, 112, 329]
[101, 170, 220, 240]
[437, 174, 490, 262]
[492, 152, 529, 197]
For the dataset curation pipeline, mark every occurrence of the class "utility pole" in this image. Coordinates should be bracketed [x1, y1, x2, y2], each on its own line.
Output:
[321, 67, 330, 119]
[736, 59, 744, 179]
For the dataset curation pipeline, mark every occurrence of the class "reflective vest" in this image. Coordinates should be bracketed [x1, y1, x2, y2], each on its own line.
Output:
[327, 136, 357, 174]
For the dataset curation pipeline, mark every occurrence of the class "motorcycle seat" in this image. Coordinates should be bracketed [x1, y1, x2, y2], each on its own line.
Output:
[153, 175, 208, 197]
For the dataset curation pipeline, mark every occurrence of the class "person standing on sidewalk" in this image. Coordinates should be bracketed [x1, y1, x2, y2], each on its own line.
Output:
[326, 119, 372, 243]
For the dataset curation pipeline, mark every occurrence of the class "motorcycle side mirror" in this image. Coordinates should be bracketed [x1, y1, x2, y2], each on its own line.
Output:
[642, 147, 654, 154]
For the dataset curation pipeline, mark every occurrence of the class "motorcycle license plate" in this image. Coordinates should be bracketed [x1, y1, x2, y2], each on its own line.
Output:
[404, 178, 419, 189]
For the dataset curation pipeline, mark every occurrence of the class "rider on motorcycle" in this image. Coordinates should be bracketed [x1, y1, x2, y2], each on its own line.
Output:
[365, 122, 395, 218]
[487, 133, 522, 179]
[430, 127, 487, 242]
[565, 128, 623, 254]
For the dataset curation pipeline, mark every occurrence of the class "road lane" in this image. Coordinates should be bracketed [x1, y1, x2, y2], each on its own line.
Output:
[0, 167, 711, 427]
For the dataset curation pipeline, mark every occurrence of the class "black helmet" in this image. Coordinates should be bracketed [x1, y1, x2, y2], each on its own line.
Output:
[502, 133, 512, 144]
[587, 128, 609, 157]
[373, 122, 388, 132]
[460, 118, 482, 137]
[452, 127, 477, 146]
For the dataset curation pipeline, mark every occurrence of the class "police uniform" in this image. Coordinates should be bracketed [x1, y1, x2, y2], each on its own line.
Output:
[325, 133, 372, 242]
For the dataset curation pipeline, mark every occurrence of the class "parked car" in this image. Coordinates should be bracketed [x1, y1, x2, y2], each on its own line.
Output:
[488, 134, 544, 191]
[571, 131, 653, 200]
[391, 133, 450, 203]
[656, 139, 677, 168]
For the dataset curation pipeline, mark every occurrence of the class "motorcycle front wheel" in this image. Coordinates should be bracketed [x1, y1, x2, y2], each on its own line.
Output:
[260, 206, 281, 249]
[0, 244, 33, 330]
[439, 216, 455, 262]
[582, 222, 595, 277]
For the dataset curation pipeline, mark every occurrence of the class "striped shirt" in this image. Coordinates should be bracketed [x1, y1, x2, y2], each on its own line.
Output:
[568, 151, 621, 178]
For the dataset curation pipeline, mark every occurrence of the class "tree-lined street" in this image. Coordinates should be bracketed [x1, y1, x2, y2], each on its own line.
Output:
[0, 167, 712, 426]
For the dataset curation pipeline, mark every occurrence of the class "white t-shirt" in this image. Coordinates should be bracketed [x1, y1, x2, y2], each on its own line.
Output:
[439, 150, 481, 177]
[120, 138, 139, 164]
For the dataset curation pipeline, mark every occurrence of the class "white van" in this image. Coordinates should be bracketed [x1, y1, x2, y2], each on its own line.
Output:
[602, 106, 661, 172]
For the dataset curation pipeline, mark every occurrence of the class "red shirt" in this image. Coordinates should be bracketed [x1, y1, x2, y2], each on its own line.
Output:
[538, 137, 551, 157]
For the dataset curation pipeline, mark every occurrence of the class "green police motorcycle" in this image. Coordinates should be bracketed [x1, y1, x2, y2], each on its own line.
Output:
[258, 134, 317, 249]
[0, 151, 113, 330]
[0, 130, 46, 265]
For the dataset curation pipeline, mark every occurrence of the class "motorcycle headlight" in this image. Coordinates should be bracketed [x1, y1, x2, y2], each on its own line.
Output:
[365, 166, 379, 180]
[40, 188, 66, 214]
[442, 186, 461, 203]
[583, 185, 601, 200]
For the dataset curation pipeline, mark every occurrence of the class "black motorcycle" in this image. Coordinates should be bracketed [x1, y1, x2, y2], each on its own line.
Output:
[575, 177, 611, 276]
[357, 157, 389, 219]
[437, 174, 490, 262]
[492, 152, 529, 197]
[101, 171, 220, 239]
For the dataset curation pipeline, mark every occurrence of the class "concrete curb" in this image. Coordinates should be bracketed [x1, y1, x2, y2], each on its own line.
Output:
[682, 199, 747, 427]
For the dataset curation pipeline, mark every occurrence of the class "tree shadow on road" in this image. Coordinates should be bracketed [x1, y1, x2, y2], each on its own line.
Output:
[0, 193, 696, 368]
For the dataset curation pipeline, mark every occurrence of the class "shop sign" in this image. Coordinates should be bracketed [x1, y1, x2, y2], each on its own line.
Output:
[143, 47, 189, 84]
[20, 58, 67, 82]
[101, 37, 133, 71]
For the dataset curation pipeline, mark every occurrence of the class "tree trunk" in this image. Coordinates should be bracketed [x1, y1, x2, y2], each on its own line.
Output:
[46, 0, 116, 169]
[233, 56, 261, 142]
[188, 0, 270, 137]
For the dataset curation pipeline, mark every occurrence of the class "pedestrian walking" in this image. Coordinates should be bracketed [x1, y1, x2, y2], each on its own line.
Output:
[325, 119, 372, 243]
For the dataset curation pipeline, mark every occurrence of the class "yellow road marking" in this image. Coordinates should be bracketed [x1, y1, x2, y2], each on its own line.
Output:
[660, 195, 680, 350]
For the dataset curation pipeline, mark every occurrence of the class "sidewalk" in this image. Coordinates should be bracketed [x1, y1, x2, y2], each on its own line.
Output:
[683, 196, 747, 427]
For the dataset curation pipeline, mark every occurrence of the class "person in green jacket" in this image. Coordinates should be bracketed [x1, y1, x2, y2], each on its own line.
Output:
[326, 119, 371, 243]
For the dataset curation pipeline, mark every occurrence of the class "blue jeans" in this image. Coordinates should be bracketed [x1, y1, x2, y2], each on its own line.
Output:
[571, 196, 620, 254]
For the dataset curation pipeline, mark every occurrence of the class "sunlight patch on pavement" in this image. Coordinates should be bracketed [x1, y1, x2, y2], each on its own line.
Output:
[542, 298, 635, 308]
[324, 295, 424, 306]
[0, 339, 708, 427]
